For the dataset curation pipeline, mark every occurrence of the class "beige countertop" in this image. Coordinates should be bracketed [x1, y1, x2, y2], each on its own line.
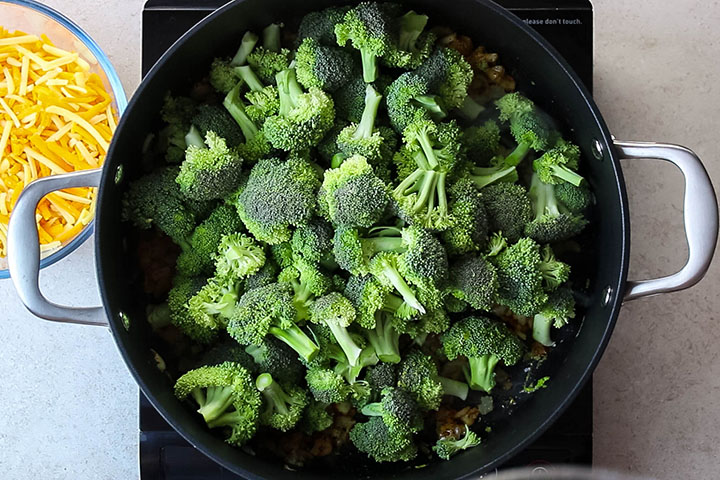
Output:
[0, 0, 718, 478]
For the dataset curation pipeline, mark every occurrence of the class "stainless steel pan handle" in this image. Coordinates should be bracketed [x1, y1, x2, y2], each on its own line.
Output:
[7, 168, 107, 326]
[615, 140, 718, 301]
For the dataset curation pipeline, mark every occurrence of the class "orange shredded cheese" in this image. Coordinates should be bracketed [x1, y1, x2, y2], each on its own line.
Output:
[0, 26, 118, 257]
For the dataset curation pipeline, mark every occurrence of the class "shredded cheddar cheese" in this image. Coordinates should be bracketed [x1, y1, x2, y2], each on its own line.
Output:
[0, 26, 118, 257]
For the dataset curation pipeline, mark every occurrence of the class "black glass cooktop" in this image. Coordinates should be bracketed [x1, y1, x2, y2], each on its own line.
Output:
[139, 1, 594, 477]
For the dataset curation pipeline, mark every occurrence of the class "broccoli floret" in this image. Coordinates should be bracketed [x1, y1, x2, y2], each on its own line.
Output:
[335, 2, 393, 83]
[482, 182, 533, 243]
[446, 255, 498, 311]
[317, 120, 348, 165]
[298, 6, 351, 45]
[555, 181, 593, 213]
[442, 316, 525, 392]
[279, 256, 333, 321]
[433, 425, 481, 460]
[245, 336, 305, 385]
[230, 31, 260, 67]
[222, 82, 272, 163]
[174, 362, 261, 446]
[336, 84, 388, 162]
[214, 233, 266, 280]
[495, 93, 557, 166]
[245, 24, 291, 84]
[192, 104, 244, 148]
[492, 237, 548, 317]
[122, 166, 196, 244]
[386, 72, 446, 133]
[306, 367, 349, 403]
[361, 386, 422, 433]
[227, 283, 319, 362]
[461, 120, 501, 166]
[365, 362, 397, 397]
[415, 47, 473, 110]
[333, 75, 369, 123]
[176, 131, 243, 201]
[235, 156, 321, 244]
[243, 259, 280, 291]
[300, 400, 334, 435]
[160, 94, 196, 163]
[179, 204, 243, 275]
[532, 288, 576, 347]
[263, 68, 335, 151]
[291, 217, 334, 263]
[533, 138, 585, 187]
[209, 57, 239, 94]
[319, 155, 390, 228]
[382, 10, 436, 70]
[350, 416, 417, 463]
[187, 276, 239, 333]
[296, 37, 354, 92]
[486, 231, 507, 257]
[199, 338, 257, 372]
[442, 178, 489, 255]
[525, 173, 588, 243]
[309, 292, 364, 367]
[255, 373, 308, 432]
[344, 274, 410, 328]
[397, 350, 467, 410]
[146, 303, 172, 330]
[167, 276, 212, 342]
[538, 244, 571, 291]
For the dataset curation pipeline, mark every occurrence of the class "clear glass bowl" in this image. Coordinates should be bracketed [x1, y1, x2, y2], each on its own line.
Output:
[0, 0, 127, 278]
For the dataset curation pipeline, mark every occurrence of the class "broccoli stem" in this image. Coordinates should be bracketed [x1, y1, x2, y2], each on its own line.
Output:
[360, 401, 384, 417]
[532, 313, 553, 347]
[207, 409, 244, 428]
[382, 292, 417, 319]
[415, 128, 439, 169]
[354, 85, 382, 139]
[196, 386, 235, 422]
[361, 236, 405, 254]
[397, 11, 428, 52]
[268, 324, 319, 362]
[412, 95, 447, 120]
[413, 171, 438, 212]
[257, 373, 291, 415]
[230, 31, 260, 66]
[223, 84, 259, 141]
[470, 165, 519, 190]
[439, 376, 469, 400]
[367, 313, 401, 363]
[331, 153, 347, 168]
[262, 23, 282, 53]
[185, 125, 205, 149]
[457, 95, 485, 121]
[376, 257, 425, 314]
[550, 165, 584, 187]
[235, 65, 265, 92]
[360, 49, 379, 83]
[394, 169, 425, 196]
[290, 280, 314, 321]
[465, 354, 499, 392]
[326, 321, 363, 367]
[504, 142, 531, 166]
[276, 68, 303, 116]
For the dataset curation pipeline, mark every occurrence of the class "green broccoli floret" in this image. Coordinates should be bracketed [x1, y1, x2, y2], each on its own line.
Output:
[495, 93, 557, 166]
[167, 276, 213, 342]
[365, 362, 397, 397]
[369, 253, 425, 316]
[492, 237, 548, 317]
[538, 244, 571, 291]
[245, 24, 291, 84]
[433, 425, 481, 460]
[243, 258, 280, 291]
[482, 182, 533, 243]
[442, 178, 489, 255]
[174, 362, 261, 446]
[487, 231, 507, 257]
[176, 131, 243, 201]
[160, 94, 196, 163]
[263, 68, 335, 151]
[443, 316, 525, 392]
[298, 6, 351, 45]
[122, 166, 196, 244]
[397, 350, 468, 410]
[446, 255, 498, 311]
[192, 104, 244, 148]
[146, 303, 172, 330]
[306, 367, 349, 403]
[350, 416, 417, 463]
[361, 386, 422, 433]
[222, 82, 272, 163]
[230, 31, 260, 67]
[345, 274, 416, 328]
[235, 156, 321, 244]
[290, 217, 334, 264]
[415, 47, 473, 110]
[227, 283, 319, 362]
[532, 288, 575, 347]
[366, 311, 401, 363]
[382, 10, 436, 69]
[525, 173, 588, 243]
[386, 72, 446, 133]
[461, 120, 501, 166]
[187, 276, 239, 333]
[199, 338, 257, 372]
[178, 204, 243, 276]
[255, 372, 308, 432]
[209, 57, 239, 94]
[333, 75, 371, 124]
[279, 255, 333, 321]
[245, 336, 305, 385]
[309, 292, 364, 367]
[533, 138, 585, 186]
[336, 84, 387, 161]
[296, 37, 354, 92]
[214, 233, 266, 280]
[300, 400, 334, 435]
[335, 2, 393, 83]
[555, 181, 593, 213]
[319, 155, 390, 228]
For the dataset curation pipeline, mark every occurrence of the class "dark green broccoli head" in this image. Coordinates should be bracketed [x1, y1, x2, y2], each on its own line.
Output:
[532, 287, 576, 346]
[306, 367, 349, 403]
[397, 226, 449, 304]
[344, 274, 390, 328]
[299, 400, 334, 435]
[533, 138, 585, 186]
[555, 181, 593, 213]
[365, 362, 397, 397]
[447, 255, 498, 311]
[186, 204, 243, 275]
[350, 416, 417, 463]
[236, 156, 321, 244]
[192, 104, 244, 148]
[209, 57, 239, 94]
[482, 182, 533, 243]
[160, 94, 196, 163]
[298, 6, 351, 46]
[168, 275, 217, 343]
[176, 131, 244, 202]
[525, 174, 588, 243]
[462, 120, 501, 166]
[247, 47, 292, 85]
[291, 217, 334, 263]
[199, 338, 257, 373]
[492, 237, 548, 317]
[245, 336, 305, 385]
[397, 349, 444, 410]
[361, 386, 423, 433]
[336, 84, 391, 163]
[256, 373, 308, 432]
[442, 178, 489, 256]
[415, 47, 473, 110]
[227, 283, 295, 345]
[333, 75, 368, 123]
[296, 37, 354, 92]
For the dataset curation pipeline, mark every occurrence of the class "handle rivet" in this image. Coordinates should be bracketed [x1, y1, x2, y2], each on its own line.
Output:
[601, 286, 613, 307]
[591, 139, 604, 161]
[119, 311, 130, 331]
[114, 165, 124, 185]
